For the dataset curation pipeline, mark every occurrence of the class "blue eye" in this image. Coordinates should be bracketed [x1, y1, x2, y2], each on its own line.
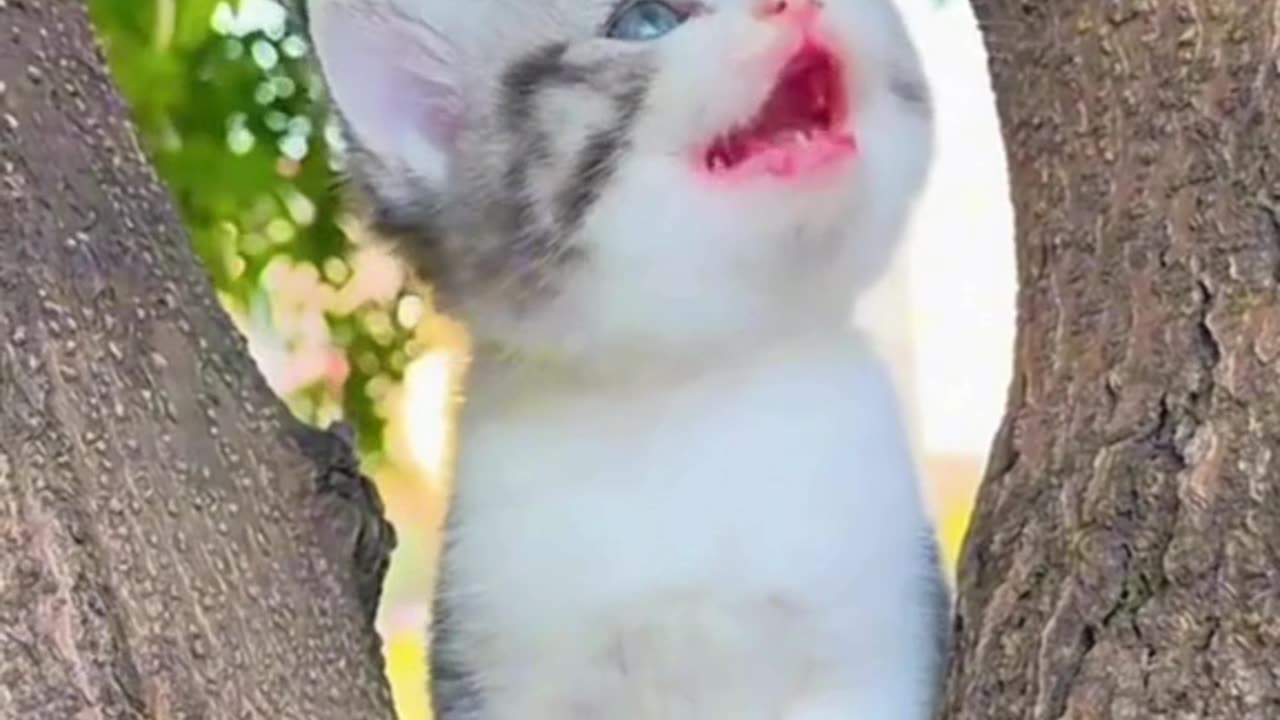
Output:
[606, 1, 686, 41]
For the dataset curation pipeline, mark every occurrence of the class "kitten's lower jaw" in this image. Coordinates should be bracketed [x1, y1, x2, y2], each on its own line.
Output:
[699, 42, 855, 182]
[707, 131, 855, 180]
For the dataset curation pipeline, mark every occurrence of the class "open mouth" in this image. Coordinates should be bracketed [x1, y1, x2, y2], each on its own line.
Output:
[702, 43, 855, 179]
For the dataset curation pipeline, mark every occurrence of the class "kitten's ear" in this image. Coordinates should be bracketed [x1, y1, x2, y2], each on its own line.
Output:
[308, 0, 460, 184]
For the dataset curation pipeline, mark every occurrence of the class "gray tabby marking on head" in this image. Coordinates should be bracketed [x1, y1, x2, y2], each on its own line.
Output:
[498, 43, 652, 302]
[336, 36, 653, 317]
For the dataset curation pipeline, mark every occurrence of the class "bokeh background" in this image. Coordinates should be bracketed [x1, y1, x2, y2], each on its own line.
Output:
[88, 1, 1014, 718]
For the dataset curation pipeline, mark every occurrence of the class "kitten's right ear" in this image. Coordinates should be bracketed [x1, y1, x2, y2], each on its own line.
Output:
[308, 0, 460, 185]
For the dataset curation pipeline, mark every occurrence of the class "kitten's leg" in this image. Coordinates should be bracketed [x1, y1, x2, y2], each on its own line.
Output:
[429, 516, 486, 720]
[428, 600, 485, 720]
[428, 649, 483, 720]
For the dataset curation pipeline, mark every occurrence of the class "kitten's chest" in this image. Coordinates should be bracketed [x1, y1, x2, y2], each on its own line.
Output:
[438, 348, 922, 719]
[445, 345, 916, 609]
[449, 360, 888, 601]
[447, 385, 856, 719]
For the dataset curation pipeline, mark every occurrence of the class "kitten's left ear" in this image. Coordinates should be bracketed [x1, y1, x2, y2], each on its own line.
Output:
[308, 0, 461, 185]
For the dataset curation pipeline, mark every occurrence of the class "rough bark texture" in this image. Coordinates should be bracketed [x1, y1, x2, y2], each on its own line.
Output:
[0, 1, 397, 717]
[944, 1, 1280, 718]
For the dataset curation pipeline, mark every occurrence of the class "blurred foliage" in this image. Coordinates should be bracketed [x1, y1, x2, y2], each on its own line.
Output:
[89, 0, 432, 464]
[90, 3, 441, 715]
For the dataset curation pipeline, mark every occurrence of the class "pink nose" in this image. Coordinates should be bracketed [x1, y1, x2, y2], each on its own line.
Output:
[755, 0, 823, 21]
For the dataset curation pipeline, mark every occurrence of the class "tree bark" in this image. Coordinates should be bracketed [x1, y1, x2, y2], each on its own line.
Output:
[945, 1, 1280, 718]
[0, 2, 397, 717]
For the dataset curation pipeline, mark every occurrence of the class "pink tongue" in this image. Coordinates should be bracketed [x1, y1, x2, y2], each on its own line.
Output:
[701, 44, 853, 177]
[749, 48, 836, 142]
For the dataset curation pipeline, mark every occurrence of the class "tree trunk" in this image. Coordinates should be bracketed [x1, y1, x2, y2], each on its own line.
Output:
[944, 1, 1280, 718]
[0, 2, 397, 717]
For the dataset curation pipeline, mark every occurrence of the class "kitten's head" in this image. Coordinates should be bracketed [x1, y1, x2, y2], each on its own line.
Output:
[308, 0, 932, 369]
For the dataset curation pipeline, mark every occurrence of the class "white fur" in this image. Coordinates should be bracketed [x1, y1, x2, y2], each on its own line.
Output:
[310, 0, 933, 372]
[478, 0, 933, 369]
[450, 335, 941, 720]
[310, 0, 945, 718]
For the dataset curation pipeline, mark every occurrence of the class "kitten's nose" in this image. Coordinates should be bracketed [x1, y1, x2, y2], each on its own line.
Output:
[755, 0, 823, 22]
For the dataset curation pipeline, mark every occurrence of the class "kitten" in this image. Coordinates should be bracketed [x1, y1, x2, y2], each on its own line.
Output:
[307, 1, 949, 718]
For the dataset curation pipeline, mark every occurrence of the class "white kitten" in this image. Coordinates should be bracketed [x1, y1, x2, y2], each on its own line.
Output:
[307, 0, 949, 718]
